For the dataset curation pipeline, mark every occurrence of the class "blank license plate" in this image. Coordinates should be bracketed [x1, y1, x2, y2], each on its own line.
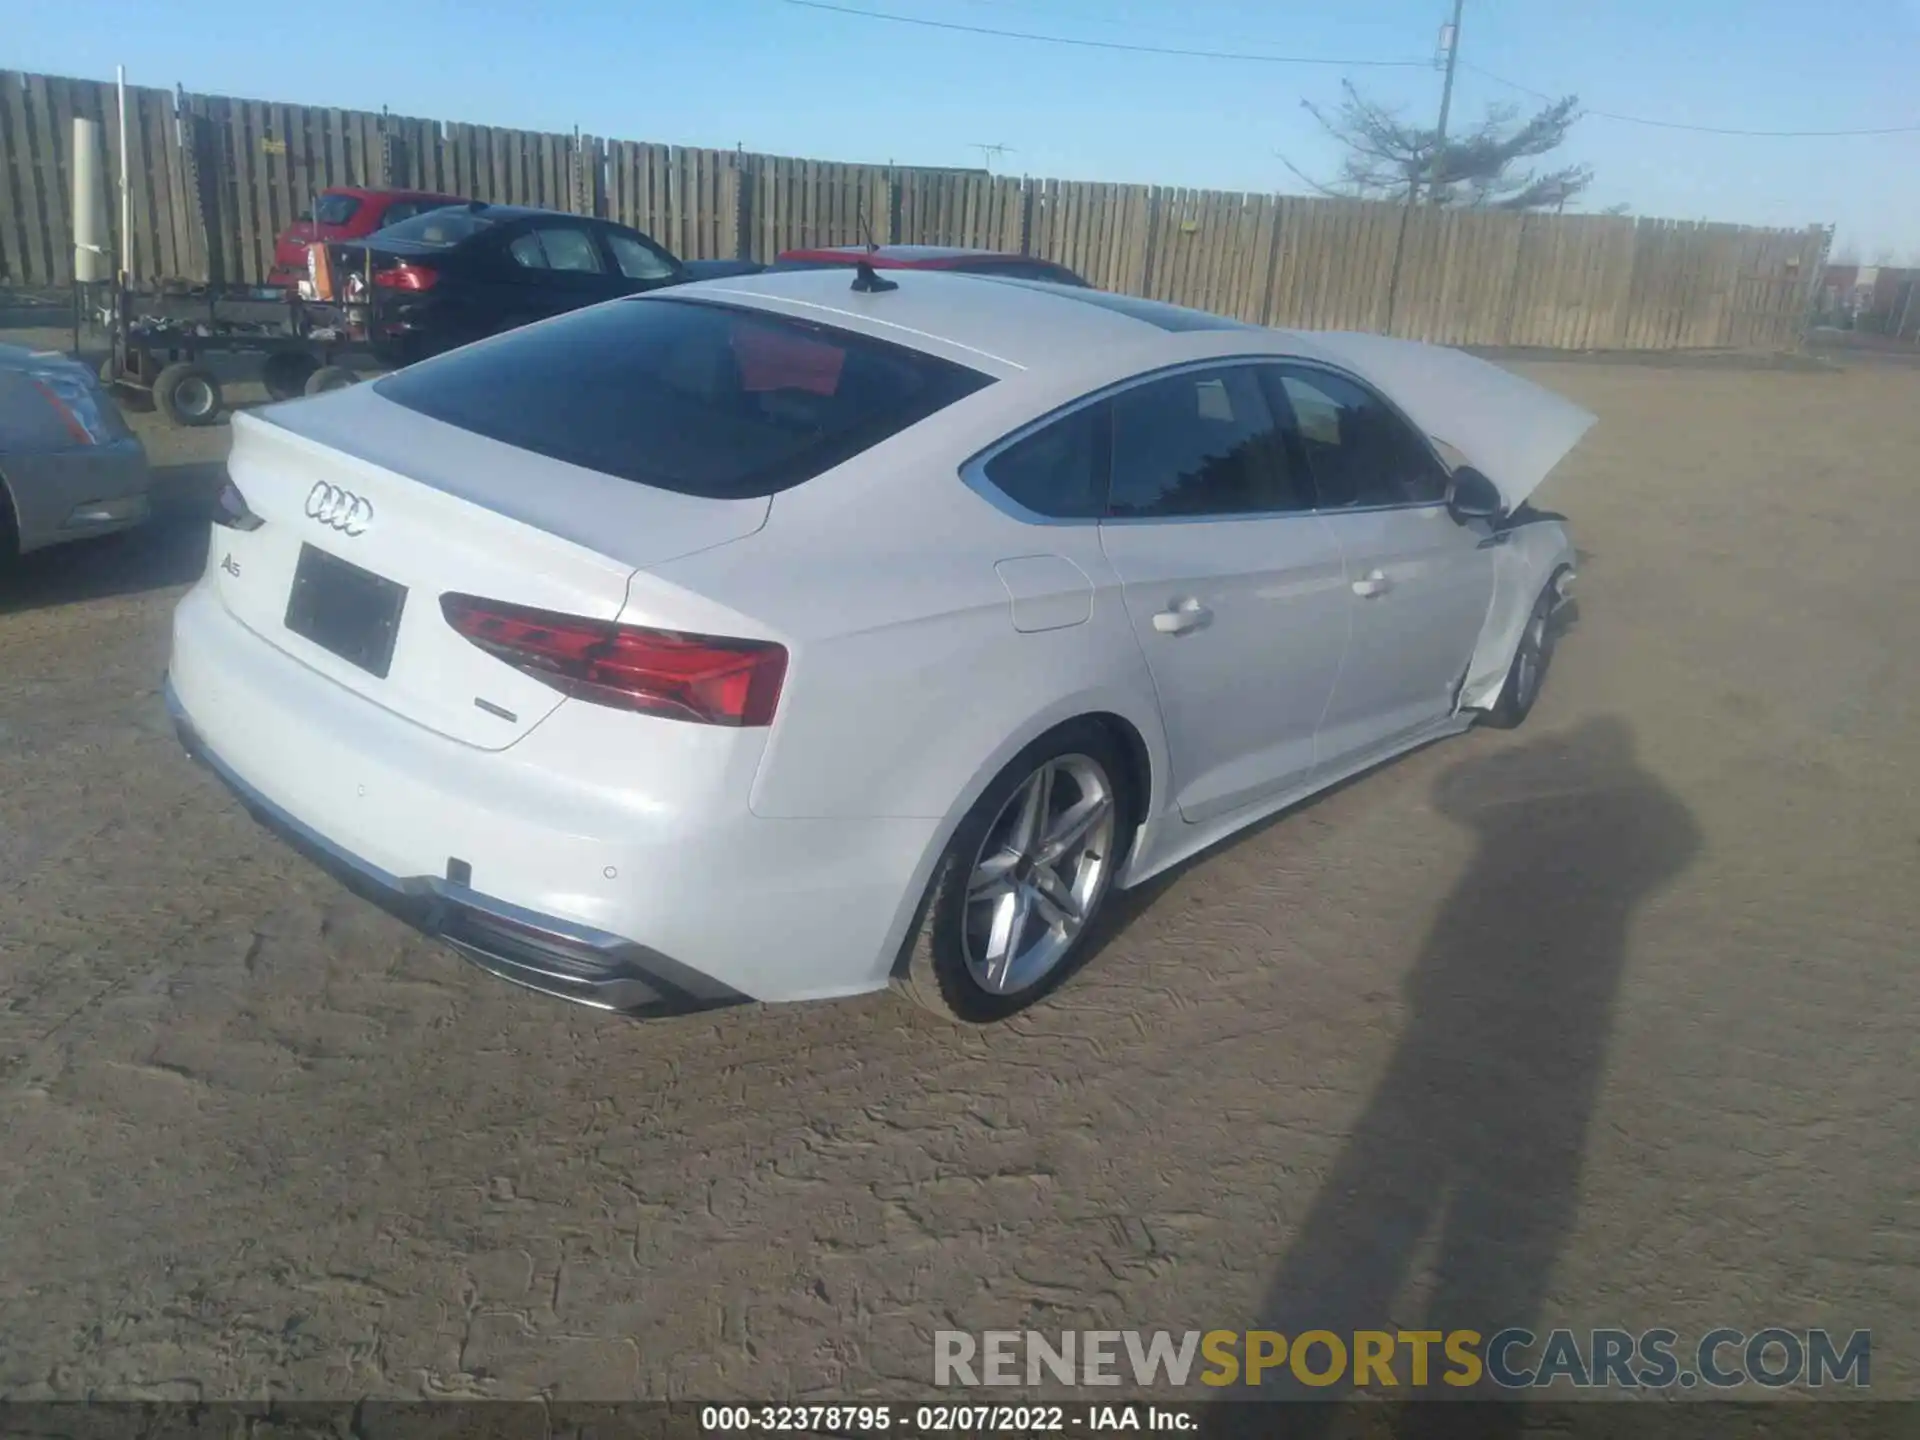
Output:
[284, 543, 407, 678]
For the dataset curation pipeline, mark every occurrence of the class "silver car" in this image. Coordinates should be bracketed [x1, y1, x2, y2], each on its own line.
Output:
[0, 343, 151, 558]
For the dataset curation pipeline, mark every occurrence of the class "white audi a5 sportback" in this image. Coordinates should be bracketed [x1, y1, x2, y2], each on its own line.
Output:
[166, 268, 1590, 1023]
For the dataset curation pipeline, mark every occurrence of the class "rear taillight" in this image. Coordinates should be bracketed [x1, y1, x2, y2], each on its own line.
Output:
[213, 477, 265, 531]
[440, 594, 787, 727]
[373, 261, 438, 291]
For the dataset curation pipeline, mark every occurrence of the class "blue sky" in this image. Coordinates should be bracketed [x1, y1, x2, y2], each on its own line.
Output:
[11, 0, 1920, 256]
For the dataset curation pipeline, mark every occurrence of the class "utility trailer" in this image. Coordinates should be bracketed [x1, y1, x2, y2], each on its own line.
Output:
[91, 278, 380, 427]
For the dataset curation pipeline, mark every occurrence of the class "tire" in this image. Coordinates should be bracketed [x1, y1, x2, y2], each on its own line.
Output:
[152, 362, 222, 427]
[303, 364, 358, 396]
[261, 351, 320, 401]
[1482, 576, 1563, 730]
[897, 720, 1134, 1023]
[0, 478, 18, 565]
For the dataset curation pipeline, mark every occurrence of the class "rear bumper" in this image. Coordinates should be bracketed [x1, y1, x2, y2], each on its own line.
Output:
[165, 579, 941, 1008]
[165, 674, 747, 1015]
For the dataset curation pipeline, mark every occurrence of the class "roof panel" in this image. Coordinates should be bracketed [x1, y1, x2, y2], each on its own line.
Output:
[674, 268, 1175, 373]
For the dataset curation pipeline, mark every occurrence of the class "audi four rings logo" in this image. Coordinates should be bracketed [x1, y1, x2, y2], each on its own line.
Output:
[305, 482, 373, 535]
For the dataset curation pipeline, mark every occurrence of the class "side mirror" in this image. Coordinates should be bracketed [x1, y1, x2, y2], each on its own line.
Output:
[1446, 466, 1504, 523]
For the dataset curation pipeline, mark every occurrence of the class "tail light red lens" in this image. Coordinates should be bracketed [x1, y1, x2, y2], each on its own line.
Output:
[212, 477, 265, 531]
[373, 261, 439, 291]
[440, 594, 786, 727]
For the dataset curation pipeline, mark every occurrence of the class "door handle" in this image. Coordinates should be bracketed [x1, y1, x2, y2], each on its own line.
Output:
[1351, 570, 1392, 599]
[1152, 598, 1212, 635]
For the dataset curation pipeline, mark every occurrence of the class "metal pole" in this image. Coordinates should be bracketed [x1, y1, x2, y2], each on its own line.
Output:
[1425, 0, 1465, 206]
[116, 66, 131, 282]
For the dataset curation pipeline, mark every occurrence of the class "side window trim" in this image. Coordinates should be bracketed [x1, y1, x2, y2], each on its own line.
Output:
[1265, 358, 1456, 514]
[962, 355, 1308, 527]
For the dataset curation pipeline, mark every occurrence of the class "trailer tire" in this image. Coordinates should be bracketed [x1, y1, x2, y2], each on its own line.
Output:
[262, 351, 320, 401]
[304, 365, 359, 396]
[153, 363, 222, 427]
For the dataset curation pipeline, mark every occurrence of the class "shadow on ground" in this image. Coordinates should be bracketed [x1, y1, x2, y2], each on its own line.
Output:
[1200, 716, 1699, 1436]
[0, 461, 221, 615]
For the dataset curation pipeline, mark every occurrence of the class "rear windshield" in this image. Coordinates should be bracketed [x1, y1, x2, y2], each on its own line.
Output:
[373, 297, 994, 498]
[313, 194, 362, 226]
[374, 207, 496, 247]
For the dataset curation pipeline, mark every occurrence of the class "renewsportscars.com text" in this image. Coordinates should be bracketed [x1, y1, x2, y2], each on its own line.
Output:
[934, 1328, 1870, 1390]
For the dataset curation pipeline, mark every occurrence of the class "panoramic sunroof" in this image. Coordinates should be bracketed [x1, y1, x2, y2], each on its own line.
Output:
[980, 276, 1263, 332]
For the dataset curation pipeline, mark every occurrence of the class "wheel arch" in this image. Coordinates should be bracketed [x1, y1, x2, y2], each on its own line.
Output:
[1082, 708, 1155, 837]
[881, 695, 1170, 982]
[938, 692, 1169, 861]
[1461, 520, 1576, 712]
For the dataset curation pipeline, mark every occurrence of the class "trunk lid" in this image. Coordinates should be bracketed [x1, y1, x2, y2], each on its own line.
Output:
[326, 237, 435, 284]
[323, 238, 438, 309]
[214, 386, 769, 750]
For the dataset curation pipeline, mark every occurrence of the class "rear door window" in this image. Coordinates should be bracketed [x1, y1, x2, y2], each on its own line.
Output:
[508, 232, 548, 269]
[508, 226, 605, 273]
[1106, 365, 1311, 518]
[374, 297, 994, 499]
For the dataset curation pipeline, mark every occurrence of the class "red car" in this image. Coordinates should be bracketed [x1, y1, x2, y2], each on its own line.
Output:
[767, 244, 1089, 286]
[266, 186, 469, 288]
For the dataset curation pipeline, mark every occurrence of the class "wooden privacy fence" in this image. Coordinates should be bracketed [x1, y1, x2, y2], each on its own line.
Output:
[2, 68, 1830, 351]
[0, 71, 202, 289]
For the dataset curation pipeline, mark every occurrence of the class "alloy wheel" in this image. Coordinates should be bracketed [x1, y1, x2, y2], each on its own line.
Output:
[962, 754, 1117, 995]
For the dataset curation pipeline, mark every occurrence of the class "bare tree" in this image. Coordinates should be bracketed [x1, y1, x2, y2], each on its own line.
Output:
[1287, 80, 1592, 210]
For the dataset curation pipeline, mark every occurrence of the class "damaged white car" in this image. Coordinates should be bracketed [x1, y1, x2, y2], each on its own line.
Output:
[166, 269, 1588, 1023]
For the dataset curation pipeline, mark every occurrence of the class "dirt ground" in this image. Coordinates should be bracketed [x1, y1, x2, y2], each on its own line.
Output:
[1, 330, 1916, 1403]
